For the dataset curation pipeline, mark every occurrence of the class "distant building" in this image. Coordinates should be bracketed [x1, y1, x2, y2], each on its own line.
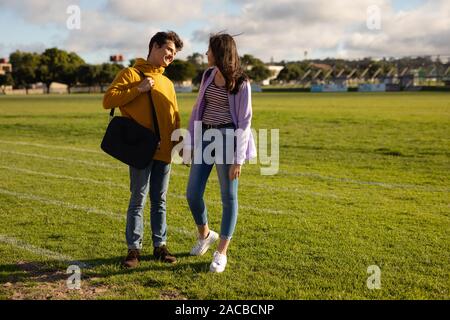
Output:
[49, 82, 68, 94]
[444, 77, 450, 87]
[0, 58, 12, 75]
[310, 63, 332, 71]
[174, 80, 193, 93]
[262, 65, 284, 85]
[110, 54, 124, 63]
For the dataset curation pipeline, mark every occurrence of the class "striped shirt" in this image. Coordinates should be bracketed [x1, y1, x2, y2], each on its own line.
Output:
[202, 82, 233, 125]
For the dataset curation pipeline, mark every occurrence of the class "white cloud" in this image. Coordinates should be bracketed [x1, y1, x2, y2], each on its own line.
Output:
[63, 11, 156, 59]
[105, 0, 205, 24]
[192, 0, 450, 61]
[0, 0, 196, 62]
[0, 0, 449, 63]
[344, 0, 450, 58]
[191, 0, 386, 61]
[0, 0, 77, 24]
[62, 9, 196, 63]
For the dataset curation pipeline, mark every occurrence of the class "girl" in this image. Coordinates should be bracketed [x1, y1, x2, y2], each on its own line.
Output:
[185, 33, 256, 273]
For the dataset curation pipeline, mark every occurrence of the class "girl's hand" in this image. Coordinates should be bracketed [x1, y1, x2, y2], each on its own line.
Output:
[179, 148, 192, 167]
[229, 164, 241, 180]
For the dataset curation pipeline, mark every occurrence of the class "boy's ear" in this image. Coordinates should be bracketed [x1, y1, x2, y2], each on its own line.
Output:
[153, 42, 162, 50]
[148, 43, 159, 58]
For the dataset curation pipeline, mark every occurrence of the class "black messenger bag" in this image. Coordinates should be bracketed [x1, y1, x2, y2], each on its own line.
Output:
[100, 70, 160, 169]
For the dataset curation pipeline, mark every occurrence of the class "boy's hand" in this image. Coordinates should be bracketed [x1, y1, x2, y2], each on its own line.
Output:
[137, 77, 155, 92]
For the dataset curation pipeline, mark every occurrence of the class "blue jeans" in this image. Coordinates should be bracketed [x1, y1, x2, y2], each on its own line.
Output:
[126, 160, 171, 249]
[186, 128, 239, 240]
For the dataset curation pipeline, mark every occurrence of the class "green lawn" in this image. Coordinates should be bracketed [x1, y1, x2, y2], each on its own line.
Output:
[0, 92, 449, 299]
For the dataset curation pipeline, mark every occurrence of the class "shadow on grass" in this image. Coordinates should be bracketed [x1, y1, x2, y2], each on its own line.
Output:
[0, 252, 211, 286]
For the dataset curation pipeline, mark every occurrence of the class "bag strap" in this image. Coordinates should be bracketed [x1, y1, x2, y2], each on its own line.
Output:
[136, 69, 160, 141]
[109, 68, 160, 142]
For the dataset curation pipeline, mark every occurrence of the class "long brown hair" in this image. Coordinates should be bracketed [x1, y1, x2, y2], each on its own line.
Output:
[209, 33, 248, 94]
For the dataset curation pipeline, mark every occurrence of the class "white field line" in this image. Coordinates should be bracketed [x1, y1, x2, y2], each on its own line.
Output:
[0, 165, 125, 188]
[0, 139, 103, 154]
[0, 150, 186, 178]
[0, 188, 195, 237]
[239, 181, 339, 199]
[0, 165, 289, 215]
[277, 170, 450, 192]
[0, 150, 123, 169]
[174, 169, 339, 199]
[0, 139, 447, 193]
[168, 192, 285, 215]
[0, 148, 339, 199]
[0, 234, 88, 268]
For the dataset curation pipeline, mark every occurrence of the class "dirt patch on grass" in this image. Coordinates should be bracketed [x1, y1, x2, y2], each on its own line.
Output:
[159, 289, 188, 300]
[1, 261, 111, 300]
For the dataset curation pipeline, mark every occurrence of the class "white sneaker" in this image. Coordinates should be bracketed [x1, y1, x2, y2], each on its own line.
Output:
[209, 251, 227, 273]
[190, 230, 219, 256]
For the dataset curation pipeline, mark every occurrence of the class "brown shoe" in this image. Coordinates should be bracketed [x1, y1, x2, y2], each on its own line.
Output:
[122, 249, 140, 268]
[153, 245, 177, 264]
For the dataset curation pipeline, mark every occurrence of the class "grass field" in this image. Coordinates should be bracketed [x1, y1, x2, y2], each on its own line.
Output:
[0, 92, 449, 300]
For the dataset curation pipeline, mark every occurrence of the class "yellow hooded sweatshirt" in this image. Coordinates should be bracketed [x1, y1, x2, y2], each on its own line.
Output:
[103, 58, 180, 164]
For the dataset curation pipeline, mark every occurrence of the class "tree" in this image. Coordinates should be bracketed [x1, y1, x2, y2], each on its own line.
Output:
[192, 70, 205, 87]
[38, 48, 85, 93]
[241, 54, 262, 68]
[277, 63, 304, 82]
[58, 52, 85, 93]
[276, 66, 291, 82]
[0, 72, 14, 94]
[97, 63, 123, 92]
[187, 52, 205, 67]
[247, 64, 271, 83]
[164, 59, 196, 84]
[77, 64, 101, 92]
[9, 50, 40, 93]
[240, 54, 271, 83]
[187, 53, 208, 86]
[39, 48, 66, 93]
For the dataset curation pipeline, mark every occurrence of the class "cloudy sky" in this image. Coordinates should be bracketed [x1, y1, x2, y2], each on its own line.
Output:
[0, 0, 449, 64]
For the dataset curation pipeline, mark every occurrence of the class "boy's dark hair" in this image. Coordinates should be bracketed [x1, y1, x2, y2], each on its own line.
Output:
[148, 31, 183, 55]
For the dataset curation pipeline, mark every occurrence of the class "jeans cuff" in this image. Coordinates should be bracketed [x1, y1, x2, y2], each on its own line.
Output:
[128, 245, 142, 250]
[220, 235, 232, 241]
[154, 241, 167, 248]
[196, 222, 208, 227]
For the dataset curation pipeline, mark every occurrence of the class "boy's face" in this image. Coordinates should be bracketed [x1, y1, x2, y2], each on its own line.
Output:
[151, 40, 177, 67]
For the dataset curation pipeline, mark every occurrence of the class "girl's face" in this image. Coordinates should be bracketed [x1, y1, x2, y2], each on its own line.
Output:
[206, 47, 215, 67]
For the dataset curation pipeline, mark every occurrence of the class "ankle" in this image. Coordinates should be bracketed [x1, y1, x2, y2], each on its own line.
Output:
[199, 230, 210, 240]
[217, 249, 227, 256]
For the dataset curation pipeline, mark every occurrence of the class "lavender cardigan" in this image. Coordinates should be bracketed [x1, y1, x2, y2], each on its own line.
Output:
[187, 67, 257, 165]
